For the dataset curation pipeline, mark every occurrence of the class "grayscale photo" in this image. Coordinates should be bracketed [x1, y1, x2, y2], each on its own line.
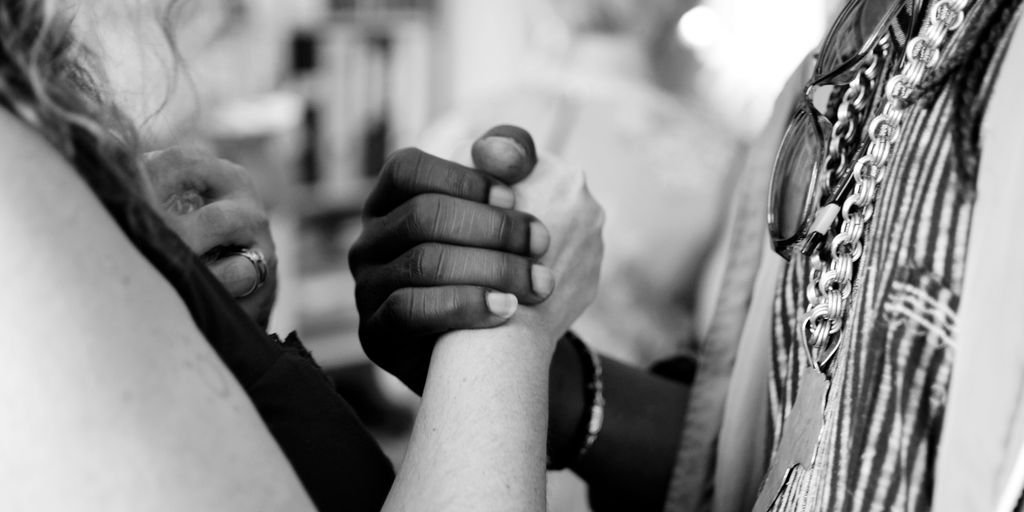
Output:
[1, 0, 1021, 510]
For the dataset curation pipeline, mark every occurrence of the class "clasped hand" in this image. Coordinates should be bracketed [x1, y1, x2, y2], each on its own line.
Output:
[350, 126, 604, 393]
[144, 147, 278, 329]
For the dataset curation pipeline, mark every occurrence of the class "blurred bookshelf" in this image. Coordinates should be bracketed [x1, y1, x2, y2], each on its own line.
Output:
[283, 0, 436, 371]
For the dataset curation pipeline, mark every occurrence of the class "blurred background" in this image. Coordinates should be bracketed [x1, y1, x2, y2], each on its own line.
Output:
[119, 0, 840, 509]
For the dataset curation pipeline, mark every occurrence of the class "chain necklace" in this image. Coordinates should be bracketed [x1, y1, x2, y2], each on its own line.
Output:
[801, 0, 971, 372]
[826, 48, 884, 180]
[752, 3, 974, 509]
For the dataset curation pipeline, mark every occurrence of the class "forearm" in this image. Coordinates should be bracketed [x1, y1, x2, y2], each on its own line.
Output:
[384, 323, 552, 512]
[548, 338, 691, 510]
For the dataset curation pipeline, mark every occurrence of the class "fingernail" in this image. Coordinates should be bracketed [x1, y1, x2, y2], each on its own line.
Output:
[529, 221, 550, 256]
[474, 136, 531, 180]
[486, 291, 519, 319]
[531, 265, 555, 297]
[489, 185, 516, 209]
[480, 126, 536, 164]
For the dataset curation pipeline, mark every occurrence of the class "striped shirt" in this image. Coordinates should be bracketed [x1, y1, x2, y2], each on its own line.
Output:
[768, 3, 1022, 511]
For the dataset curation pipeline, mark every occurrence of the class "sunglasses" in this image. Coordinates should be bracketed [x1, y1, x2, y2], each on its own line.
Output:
[768, 0, 922, 259]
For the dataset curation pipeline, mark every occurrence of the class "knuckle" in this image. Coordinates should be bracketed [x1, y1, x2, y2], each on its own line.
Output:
[406, 195, 442, 238]
[353, 277, 387, 316]
[390, 147, 423, 164]
[348, 238, 368, 269]
[402, 246, 426, 280]
[349, 215, 387, 267]
[200, 203, 252, 242]
[384, 147, 425, 181]
[398, 207, 423, 240]
[429, 198, 456, 239]
[197, 203, 230, 231]
[405, 243, 445, 281]
[380, 148, 406, 180]
[443, 166, 479, 198]
[378, 290, 414, 325]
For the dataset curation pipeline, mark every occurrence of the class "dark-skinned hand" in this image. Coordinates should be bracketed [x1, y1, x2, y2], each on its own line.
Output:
[349, 126, 553, 393]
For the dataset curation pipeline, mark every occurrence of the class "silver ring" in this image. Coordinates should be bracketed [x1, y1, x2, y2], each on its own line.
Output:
[232, 247, 268, 298]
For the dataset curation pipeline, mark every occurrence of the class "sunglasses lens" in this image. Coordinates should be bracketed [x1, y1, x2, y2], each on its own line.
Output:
[816, 0, 907, 82]
[770, 108, 827, 244]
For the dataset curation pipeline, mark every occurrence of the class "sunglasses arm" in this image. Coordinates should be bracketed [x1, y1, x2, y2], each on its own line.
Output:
[801, 203, 841, 256]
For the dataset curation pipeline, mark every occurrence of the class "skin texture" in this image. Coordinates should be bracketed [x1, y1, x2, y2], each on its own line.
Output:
[350, 126, 558, 393]
[144, 147, 278, 328]
[356, 125, 691, 510]
[1, 98, 597, 511]
[8, 3, 624, 509]
[0, 101, 315, 512]
[380, 127, 604, 511]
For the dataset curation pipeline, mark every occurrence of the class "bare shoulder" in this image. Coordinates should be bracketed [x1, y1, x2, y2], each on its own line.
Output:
[0, 109, 314, 511]
[0, 108, 192, 346]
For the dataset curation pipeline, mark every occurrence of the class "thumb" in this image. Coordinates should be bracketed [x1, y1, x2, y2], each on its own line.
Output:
[470, 125, 538, 185]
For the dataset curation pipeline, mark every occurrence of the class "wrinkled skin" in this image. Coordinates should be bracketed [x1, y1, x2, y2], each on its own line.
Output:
[351, 126, 604, 393]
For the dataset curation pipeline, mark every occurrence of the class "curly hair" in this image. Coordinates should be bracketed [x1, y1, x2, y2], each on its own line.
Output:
[0, 0, 152, 195]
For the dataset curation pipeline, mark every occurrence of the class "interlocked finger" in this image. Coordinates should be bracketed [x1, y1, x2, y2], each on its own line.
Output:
[355, 243, 554, 314]
[364, 148, 517, 217]
[351, 194, 549, 267]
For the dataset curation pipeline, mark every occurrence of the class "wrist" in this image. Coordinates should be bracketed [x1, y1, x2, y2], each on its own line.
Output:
[434, 321, 555, 388]
[508, 310, 567, 359]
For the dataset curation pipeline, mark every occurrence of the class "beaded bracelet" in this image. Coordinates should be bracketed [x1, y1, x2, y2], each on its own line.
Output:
[548, 331, 605, 470]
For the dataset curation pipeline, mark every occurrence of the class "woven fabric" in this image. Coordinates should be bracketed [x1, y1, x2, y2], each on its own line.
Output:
[766, 5, 1022, 511]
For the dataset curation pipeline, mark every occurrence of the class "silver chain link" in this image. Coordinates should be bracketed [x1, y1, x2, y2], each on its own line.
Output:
[802, 0, 970, 372]
[806, 53, 882, 307]
[826, 51, 883, 175]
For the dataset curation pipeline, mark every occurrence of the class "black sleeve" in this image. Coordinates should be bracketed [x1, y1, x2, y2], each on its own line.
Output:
[250, 333, 394, 512]
[165, 256, 395, 512]
[649, 354, 698, 385]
